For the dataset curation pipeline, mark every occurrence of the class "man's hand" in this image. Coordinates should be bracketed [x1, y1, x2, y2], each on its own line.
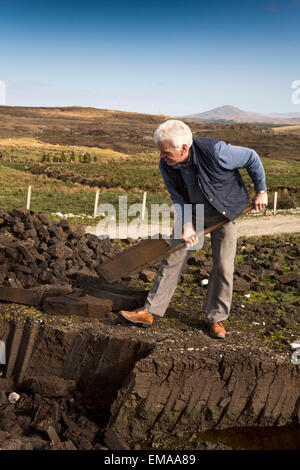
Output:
[182, 221, 199, 247]
[252, 192, 268, 211]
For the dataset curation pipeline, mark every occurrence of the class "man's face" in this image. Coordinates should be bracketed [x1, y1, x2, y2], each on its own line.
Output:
[157, 140, 190, 166]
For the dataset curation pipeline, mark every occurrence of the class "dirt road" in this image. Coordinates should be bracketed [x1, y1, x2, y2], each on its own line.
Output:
[237, 214, 300, 237]
[86, 214, 300, 238]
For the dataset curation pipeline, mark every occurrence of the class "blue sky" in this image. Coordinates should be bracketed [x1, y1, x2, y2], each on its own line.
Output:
[0, 0, 300, 115]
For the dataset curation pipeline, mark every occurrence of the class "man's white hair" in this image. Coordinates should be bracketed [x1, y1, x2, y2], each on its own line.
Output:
[154, 120, 193, 151]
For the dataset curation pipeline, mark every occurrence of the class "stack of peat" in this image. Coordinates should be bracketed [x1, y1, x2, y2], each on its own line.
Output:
[0, 207, 147, 318]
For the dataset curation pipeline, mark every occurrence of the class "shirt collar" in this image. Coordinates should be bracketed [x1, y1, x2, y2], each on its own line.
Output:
[172, 147, 193, 170]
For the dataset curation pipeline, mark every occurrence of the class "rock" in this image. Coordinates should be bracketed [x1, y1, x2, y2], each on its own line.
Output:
[290, 340, 300, 350]
[291, 350, 300, 365]
[8, 392, 20, 403]
[24, 375, 75, 398]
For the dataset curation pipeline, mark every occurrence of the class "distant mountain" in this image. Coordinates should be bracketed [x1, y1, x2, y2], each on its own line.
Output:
[182, 105, 300, 125]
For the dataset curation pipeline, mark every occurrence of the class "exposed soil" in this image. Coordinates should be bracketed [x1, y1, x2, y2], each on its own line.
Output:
[0, 106, 299, 450]
[0, 221, 299, 449]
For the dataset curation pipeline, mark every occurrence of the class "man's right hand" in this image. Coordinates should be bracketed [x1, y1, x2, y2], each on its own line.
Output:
[182, 221, 199, 247]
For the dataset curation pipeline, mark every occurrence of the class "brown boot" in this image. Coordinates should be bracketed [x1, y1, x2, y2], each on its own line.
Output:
[208, 321, 226, 339]
[119, 307, 154, 327]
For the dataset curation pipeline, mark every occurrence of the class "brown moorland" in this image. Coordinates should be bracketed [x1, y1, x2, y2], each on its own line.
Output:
[0, 105, 300, 162]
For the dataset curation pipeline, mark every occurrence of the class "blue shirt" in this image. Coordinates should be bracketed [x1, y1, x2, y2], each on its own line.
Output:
[159, 140, 266, 224]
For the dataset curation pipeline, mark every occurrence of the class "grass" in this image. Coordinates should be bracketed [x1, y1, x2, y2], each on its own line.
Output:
[235, 254, 247, 264]
[272, 125, 300, 135]
[0, 165, 97, 216]
[239, 159, 300, 208]
[0, 137, 127, 161]
[0, 136, 299, 223]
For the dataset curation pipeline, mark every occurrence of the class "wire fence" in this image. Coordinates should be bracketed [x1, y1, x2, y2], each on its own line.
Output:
[0, 185, 298, 224]
[0, 186, 173, 221]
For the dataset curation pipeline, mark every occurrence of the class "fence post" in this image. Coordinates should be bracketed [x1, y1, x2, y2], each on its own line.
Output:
[94, 189, 100, 218]
[273, 191, 278, 214]
[26, 185, 32, 210]
[142, 191, 147, 220]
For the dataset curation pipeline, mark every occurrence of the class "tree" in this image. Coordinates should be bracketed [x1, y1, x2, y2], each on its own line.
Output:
[60, 151, 67, 162]
[82, 152, 91, 163]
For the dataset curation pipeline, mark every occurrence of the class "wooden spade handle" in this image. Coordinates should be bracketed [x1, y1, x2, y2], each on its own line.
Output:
[167, 204, 254, 255]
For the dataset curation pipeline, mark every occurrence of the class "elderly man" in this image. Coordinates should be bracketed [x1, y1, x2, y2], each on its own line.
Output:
[119, 120, 268, 338]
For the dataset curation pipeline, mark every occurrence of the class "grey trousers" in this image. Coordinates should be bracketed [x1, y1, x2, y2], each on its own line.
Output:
[144, 213, 237, 324]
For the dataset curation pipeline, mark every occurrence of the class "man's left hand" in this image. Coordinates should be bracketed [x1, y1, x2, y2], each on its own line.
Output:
[252, 192, 268, 211]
